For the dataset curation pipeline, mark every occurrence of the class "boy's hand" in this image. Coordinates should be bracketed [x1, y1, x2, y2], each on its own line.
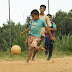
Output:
[20, 32, 24, 36]
[44, 31, 47, 34]
[51, 37, 54, 41]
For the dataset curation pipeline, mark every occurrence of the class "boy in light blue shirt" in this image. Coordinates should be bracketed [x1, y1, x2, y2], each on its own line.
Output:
[30, 19, 47, 37]
[21, 9, 54, 63]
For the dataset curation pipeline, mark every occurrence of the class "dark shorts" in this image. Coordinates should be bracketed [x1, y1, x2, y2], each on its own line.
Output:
[45, 37, 54, 56]
[45, 37, 54, 49]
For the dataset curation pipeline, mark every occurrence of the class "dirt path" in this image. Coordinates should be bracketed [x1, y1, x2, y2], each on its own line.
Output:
[0, 57, 72, 72]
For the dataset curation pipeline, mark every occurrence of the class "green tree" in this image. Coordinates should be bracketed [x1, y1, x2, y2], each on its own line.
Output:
[52, 9, 72, 35]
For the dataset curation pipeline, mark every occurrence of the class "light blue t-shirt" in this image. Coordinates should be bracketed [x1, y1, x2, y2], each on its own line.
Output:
[29, 19, 47, 37]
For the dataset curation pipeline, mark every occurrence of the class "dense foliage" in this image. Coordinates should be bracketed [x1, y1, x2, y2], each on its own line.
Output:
[0, 10, 72, 54]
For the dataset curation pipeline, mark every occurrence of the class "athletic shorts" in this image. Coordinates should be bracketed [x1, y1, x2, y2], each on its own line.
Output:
[28, 35, 41, 49]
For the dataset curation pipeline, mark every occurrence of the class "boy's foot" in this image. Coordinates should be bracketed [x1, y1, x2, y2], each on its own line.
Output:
[45, 50, 48, 55]
[32, 58, 35, 61]
[40, 45, 46, 50]
[47, 56, 51, 61]
[25, 61, 29, 64]
[32, 56, 35, 61]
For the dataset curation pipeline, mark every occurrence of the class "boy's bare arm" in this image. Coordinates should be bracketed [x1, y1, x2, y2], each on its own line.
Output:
[20, 27, 30, 36]
[44, 28, 57, 34]
[44, 30, 47, 34]
[49, 28, 57, 31]
[45, 26, 54, 41]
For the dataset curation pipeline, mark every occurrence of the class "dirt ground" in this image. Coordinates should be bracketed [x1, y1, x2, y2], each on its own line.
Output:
[0, 57, 72, 72]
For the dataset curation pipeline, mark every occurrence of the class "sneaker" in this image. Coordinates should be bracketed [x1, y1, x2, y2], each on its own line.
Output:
[47, 56, 51, 61]
[45, 50, 48, 55]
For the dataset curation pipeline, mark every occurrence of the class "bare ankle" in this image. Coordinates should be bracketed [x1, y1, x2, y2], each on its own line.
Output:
[32, 58, 35, 61]
[26, 60, 29, 63]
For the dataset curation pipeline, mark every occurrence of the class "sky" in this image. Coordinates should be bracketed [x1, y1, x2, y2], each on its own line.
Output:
[0, 0, 72, 27]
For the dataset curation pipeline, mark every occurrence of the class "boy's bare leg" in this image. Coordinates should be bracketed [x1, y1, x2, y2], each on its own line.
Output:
[36, 45, 46, 50]
[26, 47, 33, 63]
[32, 45, 46, 61]
[32, 50, 38, 61]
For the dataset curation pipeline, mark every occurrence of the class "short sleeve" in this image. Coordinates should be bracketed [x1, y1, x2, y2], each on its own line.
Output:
[53, 23, 56, 28]
[43, 20, 47, 27]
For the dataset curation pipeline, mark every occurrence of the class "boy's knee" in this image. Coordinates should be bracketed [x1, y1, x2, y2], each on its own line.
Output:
[29, 47, 34, 51]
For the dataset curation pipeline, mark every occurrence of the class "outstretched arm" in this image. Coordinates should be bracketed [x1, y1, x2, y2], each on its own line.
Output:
[49, 28, 57, 31]
[20, 27, 30, 36]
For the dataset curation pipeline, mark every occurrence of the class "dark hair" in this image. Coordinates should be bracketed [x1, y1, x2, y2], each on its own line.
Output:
[47, 14, 52, 18]
[31, 9, 39, 15]
[40, 5, 46, 9]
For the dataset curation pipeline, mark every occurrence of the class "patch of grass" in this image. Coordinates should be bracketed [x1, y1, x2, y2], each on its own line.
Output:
[0, 50, 28, 60]
[37, 49, 72, 59]
[0, 48, 72, 61]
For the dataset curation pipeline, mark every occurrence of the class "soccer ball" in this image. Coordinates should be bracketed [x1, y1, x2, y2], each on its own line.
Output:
[11, 45, 21, 55]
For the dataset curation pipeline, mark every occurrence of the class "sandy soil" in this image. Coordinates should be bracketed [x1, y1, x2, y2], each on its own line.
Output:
[0, 57, 72, 72]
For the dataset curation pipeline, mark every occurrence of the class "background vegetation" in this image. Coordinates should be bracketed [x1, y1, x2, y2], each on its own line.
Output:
[0, 9, 72, 60]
